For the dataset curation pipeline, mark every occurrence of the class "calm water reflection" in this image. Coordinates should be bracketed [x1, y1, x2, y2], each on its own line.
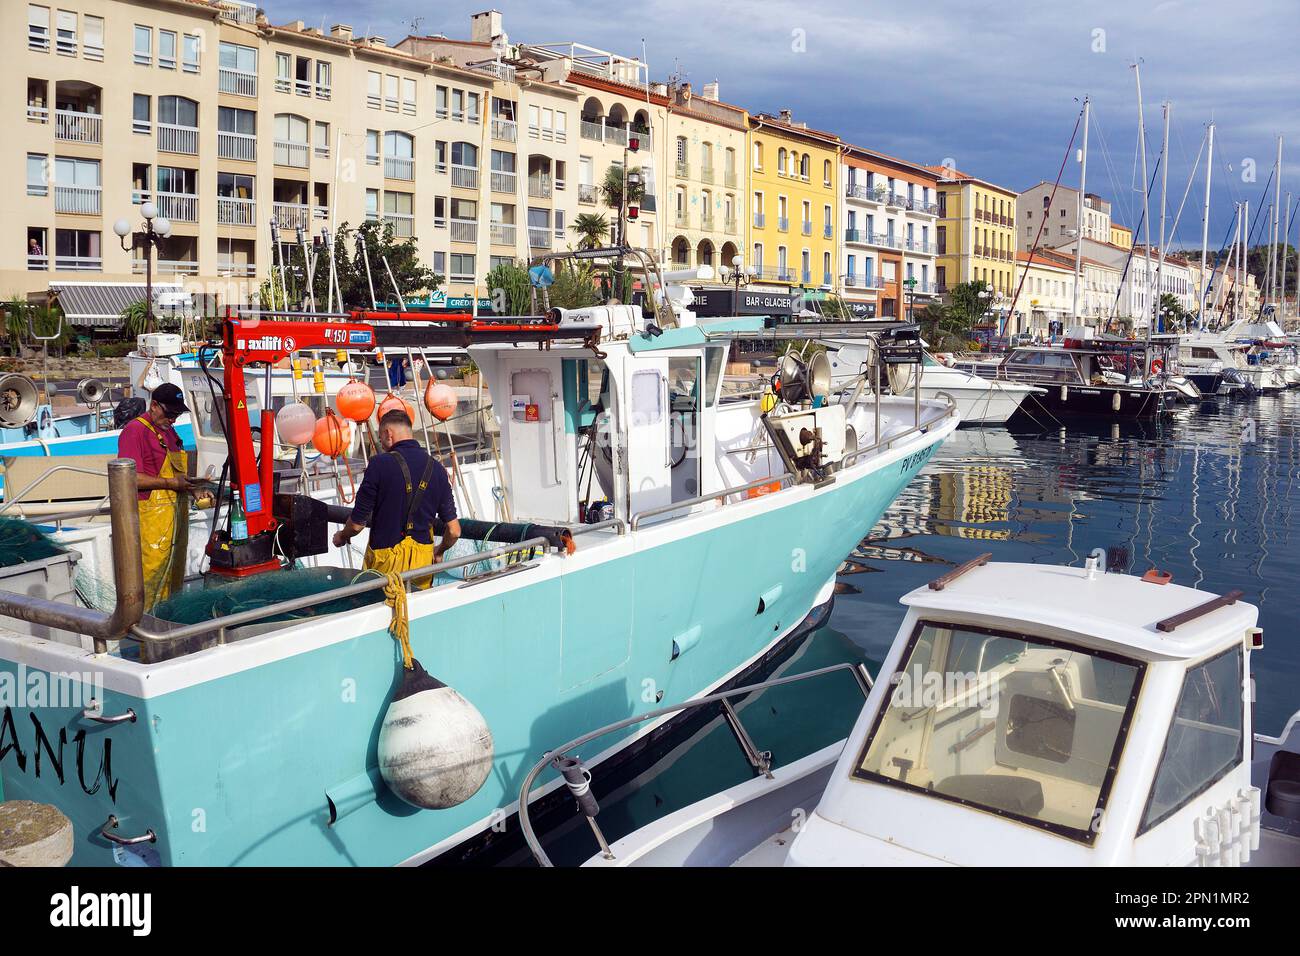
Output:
[535, 391, 1300, 865]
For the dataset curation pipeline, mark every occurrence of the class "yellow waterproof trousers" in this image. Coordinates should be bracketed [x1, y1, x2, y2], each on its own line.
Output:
[138, 443, 189, 610]
[364, 535, 435, 591]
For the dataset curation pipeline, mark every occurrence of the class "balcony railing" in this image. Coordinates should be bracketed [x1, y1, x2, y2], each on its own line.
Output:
[156, 191, 198, 223]
[451, 165, 478, 189]
[491, 171, 517, 194]
[674, 212, 689, 228]
[801, 221, 812, 236]
[846, 183, 887, 203]
[450, 219, 477, 243]
[134, 258, 198, 276]
[54, 255, 101, 271]
[823, 272, 833, 287]
[274, 140, 309, 168]
[578, 184, 597, 205]
[27, 104, 49, 124]
[217, 195, 256, 226]
[675, 160, 689, 178]
[700, 165, 714, 184]
[905, 240, 938, 255]
[492, 118, 517, 142]
[385, 156, 415, 181]
[385, 213, 414, 238]
[27, 255, 48, 271]
[700, 215, 714, 231]
[527, 178, 552, 199]
[725, 217, 738, 233]
[217, 1, 258, 24]
[159, 123, 199, 155]
[777, 216, 789, 232]
[724, 170, 737, 188]
[218, 130, 256, 161]
[528, 228, 551, 249]
[218, 261, 257, 277]
[54, 184, 101, 215]
[273, 202, 310, 231]
[886, 194, 905, 209]
[55, 109, 102, 145]
[753, 212, 765, 228]
[490, 223, 516, 245]
[219, 68, 258, 98]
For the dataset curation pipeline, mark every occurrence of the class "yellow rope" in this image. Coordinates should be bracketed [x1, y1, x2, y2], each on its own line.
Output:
[382, 570, 413, 670]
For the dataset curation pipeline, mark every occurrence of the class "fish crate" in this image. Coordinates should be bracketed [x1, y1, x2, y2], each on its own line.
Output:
[0, 547, 84, 645]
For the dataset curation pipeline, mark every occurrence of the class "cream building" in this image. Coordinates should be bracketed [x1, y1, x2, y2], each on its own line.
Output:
[6, 0, 587, 324]
[1017, 182, 1112, 250]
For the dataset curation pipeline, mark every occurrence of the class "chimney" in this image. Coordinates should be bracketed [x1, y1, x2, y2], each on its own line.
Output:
[367, 35, 387, 47]
[651, 82, 668, 96]
[330, 23, 353, 41]
[471, 9, 504, 44]
[702, 81, 719, 102]
[779, 108, 793, 123]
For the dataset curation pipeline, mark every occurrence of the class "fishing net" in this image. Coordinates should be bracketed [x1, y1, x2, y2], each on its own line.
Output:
[0, 517, 65, 566]
[148, 565, 388, 626]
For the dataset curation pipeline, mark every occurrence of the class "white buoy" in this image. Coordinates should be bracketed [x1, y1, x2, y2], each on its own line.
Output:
[377, 659, 494, 809]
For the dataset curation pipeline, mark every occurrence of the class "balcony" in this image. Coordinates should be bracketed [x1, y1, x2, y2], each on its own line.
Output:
[725, 217, 738, 233]
[487, 171, 516, 195]
[801, 221, 812, 236]
[886, 194, 905, 209]
[845, 183, 886, 204]
[274, 140, 309, 169]
[385, 213, 414, 238]
[753, 212, 765, 228]
[700, 215, 714, 231]
[845, 228, 869, 244]
[913, 201, 939, 216]
[273, 202, 310, 231]
[27, 104, 49, 124]
[527, 178, 552, 200]
[905, 239, 938, 255]
[490, 223, 516, 245]
[27, 254, 48, 271]
[450, 219, 478, 243]
[217, 196, 255, 226]
[578, 184, 597, 205]
[451, 165, 478, 189]
[54, 184, 101, 215]
[385, 156, 415, 181]
[528, 228, 551, 249]
[219, 68, 258, 98]
[724, 170, 737, 188]
[54, 255, 101, 271]
[156, 191, 198, 223]
[674, 212, 689, 228]
[801, 269, 812, 284]
[218, 260, 257, 278]
[492, 118, 517, 142]
[675, 160, 690, 179]
[777, 216, 789, 232]
[159, 123, 199, 156]
[135, 258, 199, 276]
[696, 163, 711, 183]
[822, 272, 833, 287]
[55, 109, 102, 145]
[217, 1, 258, 24]
[218, 131, 256, 162]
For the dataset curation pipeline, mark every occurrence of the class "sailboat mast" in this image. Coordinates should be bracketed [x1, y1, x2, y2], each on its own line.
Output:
[1283, 191, 1293, 321]
[1133, 63, 1154, 348]
[1271, 136, 1283, 307]
[1156, 102, 1170, 332]
[1243, 201, 1250, 320]
[1072, 97, 1090, 323]
[1199, 123, 1215, 326]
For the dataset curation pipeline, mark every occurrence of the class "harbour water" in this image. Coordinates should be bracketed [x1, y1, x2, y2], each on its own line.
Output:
[534, 391, 1300, 865]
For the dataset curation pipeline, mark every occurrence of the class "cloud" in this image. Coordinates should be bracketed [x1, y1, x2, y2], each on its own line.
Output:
[269, 0, 1300, 243]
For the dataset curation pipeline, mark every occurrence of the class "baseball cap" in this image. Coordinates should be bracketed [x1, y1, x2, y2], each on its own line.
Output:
[151, 383, 189, 418]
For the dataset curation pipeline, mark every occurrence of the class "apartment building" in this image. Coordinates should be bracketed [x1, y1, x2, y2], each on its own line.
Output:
[1014, 249, 1075, 336]
[1052, 237, 1197, 325]
[7, 0, 588, 318]
[841, 146, 939, 319]
[1017, 182, 1112, 250]
[747, 110, 839, 291]
[929, 165, 1018, 315]
[1110, 222, 1133, 250]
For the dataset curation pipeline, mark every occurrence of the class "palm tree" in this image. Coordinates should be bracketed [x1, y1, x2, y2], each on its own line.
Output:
[570, 213, 610, 250]
[600, 164, 646, 244]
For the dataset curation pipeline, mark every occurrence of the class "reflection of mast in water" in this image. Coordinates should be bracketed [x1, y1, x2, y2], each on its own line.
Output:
[1189, 443, 1204, 588]
[1255, 413, 1270, 604]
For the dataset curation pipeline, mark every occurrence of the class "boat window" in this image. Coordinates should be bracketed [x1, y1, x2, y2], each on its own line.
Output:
[854, 622, 1144, 844]
[703, 346, 724, 408]
[189, 383, 259, 438]
[630, 369, 663, 426]
[1138, 647, 1243, 833]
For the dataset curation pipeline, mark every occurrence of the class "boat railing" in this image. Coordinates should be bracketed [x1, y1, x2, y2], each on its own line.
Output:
[517, 660, 875, 866]
[0, 464, 111, 517]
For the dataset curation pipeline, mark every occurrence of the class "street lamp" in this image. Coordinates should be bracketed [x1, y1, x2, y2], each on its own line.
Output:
[113, 203, 172, 333]
[904, 275, 918, 323]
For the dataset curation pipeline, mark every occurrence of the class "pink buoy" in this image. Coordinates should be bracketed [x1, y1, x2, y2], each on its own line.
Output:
[275, 401, 317, 446]
[424, 382, 458, 422]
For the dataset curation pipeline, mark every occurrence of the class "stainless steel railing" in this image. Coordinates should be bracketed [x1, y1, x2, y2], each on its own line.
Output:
[518, 660, 874, 866]
[629, 474, 795, 530]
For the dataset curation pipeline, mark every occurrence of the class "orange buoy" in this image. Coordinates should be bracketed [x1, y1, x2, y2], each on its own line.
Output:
[275, 401, 317, 446]
[424, 382, 458, 422]
[312, 411, 351, 457]
[337, 380, 376, 422]
[378, 393, 417, 424]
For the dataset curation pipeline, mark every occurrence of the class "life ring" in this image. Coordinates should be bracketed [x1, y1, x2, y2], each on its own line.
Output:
[1149, 358, 1164, 376]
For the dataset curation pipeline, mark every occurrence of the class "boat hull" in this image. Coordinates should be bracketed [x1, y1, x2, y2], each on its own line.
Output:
[1009, 383, 1172, 421]
[0, 414, 955, 867]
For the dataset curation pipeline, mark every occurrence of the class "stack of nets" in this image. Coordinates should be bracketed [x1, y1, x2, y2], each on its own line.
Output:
[0, 517, 65, 567]
[148, 565, 389, 627]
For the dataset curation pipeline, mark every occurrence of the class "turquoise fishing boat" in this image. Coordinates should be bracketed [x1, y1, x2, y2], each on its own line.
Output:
[0, 267, 956, 866]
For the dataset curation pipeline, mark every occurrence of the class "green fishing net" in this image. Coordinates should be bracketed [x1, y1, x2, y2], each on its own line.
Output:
[0, 517, 65, 566]
[148, 565, 388, 626]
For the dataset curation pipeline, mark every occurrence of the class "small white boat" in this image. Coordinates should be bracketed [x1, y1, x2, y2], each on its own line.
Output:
[829, 346, 1042, 426]
[526, 554, 1300, 867]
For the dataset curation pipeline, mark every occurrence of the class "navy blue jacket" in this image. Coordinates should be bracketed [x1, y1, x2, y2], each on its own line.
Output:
[349, 440, 457, 549]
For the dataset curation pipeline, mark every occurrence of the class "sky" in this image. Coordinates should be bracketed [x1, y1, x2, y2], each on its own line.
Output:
[267, 0, 1300, 252]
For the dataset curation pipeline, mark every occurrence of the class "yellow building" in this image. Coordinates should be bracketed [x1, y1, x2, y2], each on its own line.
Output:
[1110, 222, 1133, 250]
[927, 165, 1017, 328]
[746, 110, 840, 291]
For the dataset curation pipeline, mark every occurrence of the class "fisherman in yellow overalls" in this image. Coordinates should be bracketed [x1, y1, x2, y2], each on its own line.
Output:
[117, 383, 203, 609]
[332, 408, 460, 588]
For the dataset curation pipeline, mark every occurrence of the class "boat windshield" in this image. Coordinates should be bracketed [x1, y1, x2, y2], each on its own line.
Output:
[854, 621, 1144, 843]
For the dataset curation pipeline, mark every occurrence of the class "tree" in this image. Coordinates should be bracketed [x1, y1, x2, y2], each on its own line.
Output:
[548, 261, 602, 310]
[600, 164, 645, 244]
[1158, 292, 1187, 330]
[570, 213, 610, 250]
[918, 280, 992, 351]
[483, 260, 532, 316]
[4, 298, 69, 355]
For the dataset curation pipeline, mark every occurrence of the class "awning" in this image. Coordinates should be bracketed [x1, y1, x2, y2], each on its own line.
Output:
[48, 281, 186, 328]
